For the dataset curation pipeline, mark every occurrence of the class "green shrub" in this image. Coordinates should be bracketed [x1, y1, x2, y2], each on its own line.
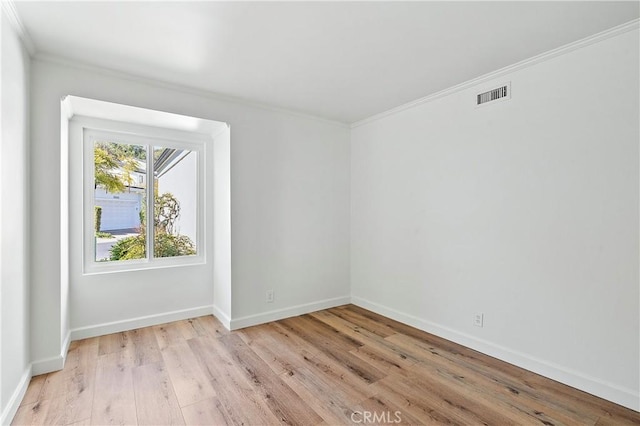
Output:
[109, 192, 195, 261]
[95, 231, 114, 238]
[109, 232, 195, 261]
[154, 233, 196, 258]
[94, 206, 102, 232]
[109, 235, 146, 260]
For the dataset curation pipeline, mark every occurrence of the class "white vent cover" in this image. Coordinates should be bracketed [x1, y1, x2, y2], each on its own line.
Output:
[476, 82, 511, 107]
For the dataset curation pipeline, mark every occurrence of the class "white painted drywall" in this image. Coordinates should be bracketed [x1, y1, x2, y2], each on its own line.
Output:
[29, 58, 350, 364]
[229, 102, 351, 323]
[213, 126, 232, 327]
[351, 29, 640, 410]
[0, 8, 30, 419]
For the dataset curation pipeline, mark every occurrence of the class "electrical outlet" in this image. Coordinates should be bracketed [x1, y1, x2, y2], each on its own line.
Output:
[266, 290, 275, 303]
[474, 312, 484, 327]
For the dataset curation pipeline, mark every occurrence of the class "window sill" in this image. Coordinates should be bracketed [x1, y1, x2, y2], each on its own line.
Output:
[83, 254, 206, 276]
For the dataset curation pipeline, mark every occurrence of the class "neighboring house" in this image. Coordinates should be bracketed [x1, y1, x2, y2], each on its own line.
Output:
[154, 148, 197, 243]
[95, 149, 195, 238]
[95, 188, 143, 231]
[95, 159, 145, 231]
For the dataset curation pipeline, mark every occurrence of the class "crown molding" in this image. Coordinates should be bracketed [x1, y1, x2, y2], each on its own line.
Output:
[351, 18, 640, 129]
[32, 52, 350, 129]
[1, 0, 36, 55]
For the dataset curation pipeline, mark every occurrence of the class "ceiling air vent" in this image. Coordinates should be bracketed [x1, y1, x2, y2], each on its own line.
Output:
[476, 82, 511, 107]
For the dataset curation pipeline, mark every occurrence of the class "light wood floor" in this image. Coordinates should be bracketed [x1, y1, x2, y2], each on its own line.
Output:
[12, 305, 640, 425]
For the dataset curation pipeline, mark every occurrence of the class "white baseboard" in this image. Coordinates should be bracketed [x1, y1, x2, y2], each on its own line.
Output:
[31, 306, 213, 376]
[61, 329, 71, 365]
[351, 296, 640, 412]
[31, 354, 64, 376]
[212, 304, 231, 330]
[0, 365, 32, 425]
[31, 331, 72, 376]
[229, 296, 351, 330]
[70, 305, 214, 341]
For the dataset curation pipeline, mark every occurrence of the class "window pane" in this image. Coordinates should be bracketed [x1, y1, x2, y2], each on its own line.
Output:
[153, 146, 197, 258]
[94, 141, 147, 262]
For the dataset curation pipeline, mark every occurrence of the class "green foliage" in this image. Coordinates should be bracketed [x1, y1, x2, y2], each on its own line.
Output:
[95, 231, 114, 239]
[94, 206, 102, 232]
[154, 233, 196, 258]
[140, 192, 181, 235]
[155, 192, 180, 234]
[98, 141, 146, 162]
[94, 141, 145, 193]
[109, 235, 146, 260]
[108, 191, 195, 261]
[108, 232, 195, 260]
[95, 146, 125, 193]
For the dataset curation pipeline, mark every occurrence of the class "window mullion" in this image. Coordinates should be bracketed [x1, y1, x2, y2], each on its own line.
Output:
[147, 144, 154, 260]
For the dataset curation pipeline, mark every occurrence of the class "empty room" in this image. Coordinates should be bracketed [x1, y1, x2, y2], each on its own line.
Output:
[1, 1, 639, 425]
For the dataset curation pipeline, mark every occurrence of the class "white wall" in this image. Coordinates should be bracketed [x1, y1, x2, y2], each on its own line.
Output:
[229, 98, 351, 327]
[0, 8, 31, 423]
[213, 127, 232, 327]
[30, 58, 351, 364]
[156, 152, 197, 242]
[351, 28, 639, 410]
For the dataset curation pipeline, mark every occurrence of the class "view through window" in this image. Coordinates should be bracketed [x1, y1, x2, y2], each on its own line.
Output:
[92, 137, 198, 264]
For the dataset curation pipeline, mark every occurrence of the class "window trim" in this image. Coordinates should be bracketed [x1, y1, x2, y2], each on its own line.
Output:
[73, 116, 208, 275]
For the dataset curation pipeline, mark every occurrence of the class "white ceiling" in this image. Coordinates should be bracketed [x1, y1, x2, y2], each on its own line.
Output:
[13, 1, 640, 123]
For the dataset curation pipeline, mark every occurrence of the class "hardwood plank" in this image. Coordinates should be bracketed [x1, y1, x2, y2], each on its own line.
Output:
[37, 338, 99, 424]
[297, 314, 367, 349]
[174, 319, 199, 340]
[98, 332, 131, 356]
[349, 343, 417, 375]
[12, 304, 640, 426]
[301, 349, 378, 402]
[528, 373, 640, 424]
[236, 329, 290, 375]
[160, 340, 217, 407]
[237, 325, 315, 376]
[90, 350, 137, 425]
[347, 304, 499, 363]
[188, 336, 282, 425]
[371, 375, 473, 425]
[596, 413, 640, 426]
[411, 355, 596, 425]
[320, 308, 397, 339]
[11, 400, 51, 425]
[153, 322, 186, 350]
[279, 316, 387, 385]
[219, 333, 324, 425]
[419, 357, 591, 425]
[132, 362, 184, 425]
[398, 371, 532, 425]
[13, 394, 85, 426]
[386, 332, 599, 424]
[264, 322, 322, 361]
[280, 367, 357, 425]
[193, 315, 230, 338]
[353, 395, 426, 426]
[180, 397, 233, 425]
[127, 327, 162, 367]
[19, 374, 47, 406]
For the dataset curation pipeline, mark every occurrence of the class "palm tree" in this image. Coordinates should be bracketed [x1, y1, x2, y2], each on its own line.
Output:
[94, 145, 126, 192]
[94, 142, 144, 192]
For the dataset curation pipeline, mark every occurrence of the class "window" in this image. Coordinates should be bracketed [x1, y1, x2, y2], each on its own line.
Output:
[81, 125, 206, 273]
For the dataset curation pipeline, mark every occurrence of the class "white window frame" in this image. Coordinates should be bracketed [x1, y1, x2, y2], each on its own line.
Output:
[73, 116, 208, 274]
